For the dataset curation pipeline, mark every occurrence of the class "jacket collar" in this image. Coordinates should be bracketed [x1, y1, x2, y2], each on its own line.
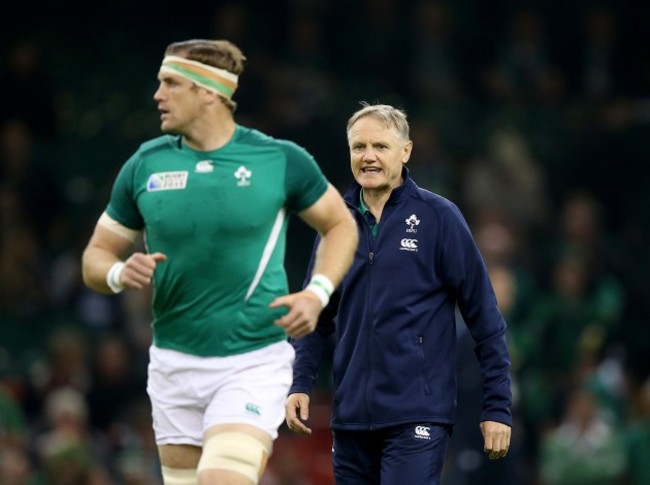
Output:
[344, 166, 417, 207]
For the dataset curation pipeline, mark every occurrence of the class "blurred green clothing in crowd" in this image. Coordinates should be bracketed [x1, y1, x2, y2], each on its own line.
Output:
[539, 388, 626, 484]
[0, 384, 26, 442]
[624, 420, 650, 485]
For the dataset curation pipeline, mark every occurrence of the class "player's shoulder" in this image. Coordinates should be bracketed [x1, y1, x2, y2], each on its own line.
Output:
[118, 135, 178, 170]
[137, 135, 179, 157]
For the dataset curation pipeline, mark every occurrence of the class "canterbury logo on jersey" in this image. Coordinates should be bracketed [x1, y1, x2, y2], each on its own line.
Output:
[147, 171, 188, 191]
[400, 238, 418, 251]
[195, 160, 214, 173]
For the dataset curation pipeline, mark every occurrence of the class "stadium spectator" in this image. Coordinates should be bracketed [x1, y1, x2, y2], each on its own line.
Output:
[539, 386, 626, 484]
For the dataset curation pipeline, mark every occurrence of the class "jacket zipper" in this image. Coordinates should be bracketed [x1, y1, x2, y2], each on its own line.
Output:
[365, 218, 375, 428]
[418, 336, 431, 395]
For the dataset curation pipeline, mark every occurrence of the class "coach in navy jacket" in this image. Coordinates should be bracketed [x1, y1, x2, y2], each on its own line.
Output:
[286, 104, 512, 484]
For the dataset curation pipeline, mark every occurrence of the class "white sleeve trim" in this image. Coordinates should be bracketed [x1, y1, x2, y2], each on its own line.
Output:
[97, 212, 141, 243]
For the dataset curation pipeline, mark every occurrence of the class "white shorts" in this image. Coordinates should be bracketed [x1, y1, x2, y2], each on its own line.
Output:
[147, 340, 295, 447]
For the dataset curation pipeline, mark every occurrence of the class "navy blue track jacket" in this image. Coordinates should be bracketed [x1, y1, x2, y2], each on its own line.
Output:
[290, 169, 512, 430]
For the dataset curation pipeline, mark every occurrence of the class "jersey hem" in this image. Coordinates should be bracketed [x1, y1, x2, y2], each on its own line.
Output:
[152, 334, 288, 358]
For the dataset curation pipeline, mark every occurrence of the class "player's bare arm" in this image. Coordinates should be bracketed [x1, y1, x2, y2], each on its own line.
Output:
[271, 184, 357, 337]
[82, 220, 166, 294]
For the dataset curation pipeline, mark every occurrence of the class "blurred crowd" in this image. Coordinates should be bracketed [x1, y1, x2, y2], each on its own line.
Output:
[1, 0, 649, 483]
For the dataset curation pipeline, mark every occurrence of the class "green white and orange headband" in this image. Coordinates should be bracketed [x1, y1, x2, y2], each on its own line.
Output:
[160, 55, 239, 99]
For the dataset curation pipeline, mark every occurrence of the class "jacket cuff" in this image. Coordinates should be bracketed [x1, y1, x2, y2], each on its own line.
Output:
[479, 410, 512, 427]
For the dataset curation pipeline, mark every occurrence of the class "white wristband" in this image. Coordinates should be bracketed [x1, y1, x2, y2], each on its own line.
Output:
[106, 262, 125, 294]
[305, 274, 334, 307]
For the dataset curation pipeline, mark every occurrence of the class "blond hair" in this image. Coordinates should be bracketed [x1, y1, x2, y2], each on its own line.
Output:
[346, 103, 410, 142]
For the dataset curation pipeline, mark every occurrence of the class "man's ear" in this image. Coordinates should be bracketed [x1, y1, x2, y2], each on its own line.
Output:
[402, 140, 414, 163]
[200, 88, 221, 106]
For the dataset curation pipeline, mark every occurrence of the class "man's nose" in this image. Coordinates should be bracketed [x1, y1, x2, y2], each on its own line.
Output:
[362, 149, 377, 161]
[153, 85, 165, 101]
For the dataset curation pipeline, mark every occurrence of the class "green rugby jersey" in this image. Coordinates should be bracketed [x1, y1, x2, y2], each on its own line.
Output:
[106, 125, 328, 357]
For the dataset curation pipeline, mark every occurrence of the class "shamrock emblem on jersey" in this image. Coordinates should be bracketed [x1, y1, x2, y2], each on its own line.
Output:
[234, 165, 252, 186]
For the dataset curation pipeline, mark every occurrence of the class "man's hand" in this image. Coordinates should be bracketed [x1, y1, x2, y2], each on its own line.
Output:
[121, 252, 167, 290]
[270, 290, 323, 338]
[480, 421, 511, 460]
[285, 393, 312, 435]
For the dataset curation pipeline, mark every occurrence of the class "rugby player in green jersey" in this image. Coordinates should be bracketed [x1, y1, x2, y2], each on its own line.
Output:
[81, 39, 358, 485]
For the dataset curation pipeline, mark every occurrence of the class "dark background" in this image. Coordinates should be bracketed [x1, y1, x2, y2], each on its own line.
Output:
[1, 1, 649, 483]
